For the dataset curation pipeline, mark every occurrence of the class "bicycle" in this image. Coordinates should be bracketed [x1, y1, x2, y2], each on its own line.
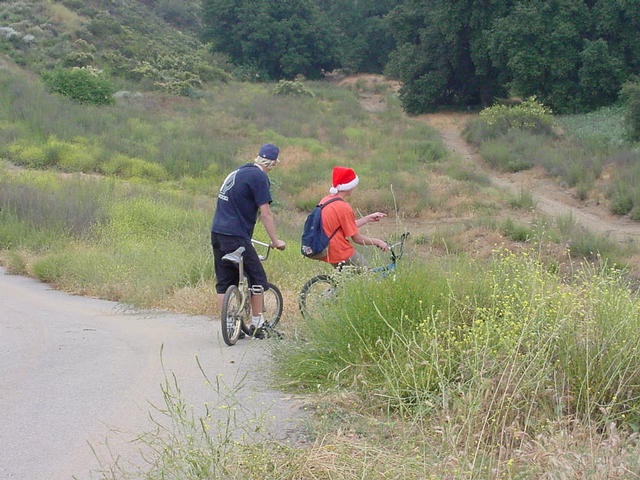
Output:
[220, 239, 283, 346]
[298, 232, 410, 320]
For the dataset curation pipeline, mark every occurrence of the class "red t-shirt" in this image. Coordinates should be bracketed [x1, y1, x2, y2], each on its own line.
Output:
[319, 195, 358, 263]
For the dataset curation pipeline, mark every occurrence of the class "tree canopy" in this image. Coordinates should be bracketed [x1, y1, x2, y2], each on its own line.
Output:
[384, 0, 640, 113]
[201, 0, 338, 79]
[201, 0, 640, 113]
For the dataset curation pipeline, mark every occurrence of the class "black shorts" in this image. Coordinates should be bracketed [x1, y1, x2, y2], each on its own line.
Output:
[211, 232, 269, 294]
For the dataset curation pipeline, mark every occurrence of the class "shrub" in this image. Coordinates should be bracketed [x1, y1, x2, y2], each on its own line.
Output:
[463, 117, 501, 145]
[155, 72, 203, 96]
[42, 67, 115, 105]
[62, 51, 95, 68]
[273, 80, 315, 98]
[609, 187, 634, 215]
[10, 144, 47, 168]
[620, 81, 640, 141]
[478, 139, 532, 172]
[100, 154, 168, 182]
[479, 97, 554, 136]
[501, 218, 532, 241]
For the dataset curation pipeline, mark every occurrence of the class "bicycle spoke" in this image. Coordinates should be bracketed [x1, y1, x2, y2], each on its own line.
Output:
[299, 275, 336, 320]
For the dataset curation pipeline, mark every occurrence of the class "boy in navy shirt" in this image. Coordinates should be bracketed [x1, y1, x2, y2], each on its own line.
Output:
[211, 144, 286, 337]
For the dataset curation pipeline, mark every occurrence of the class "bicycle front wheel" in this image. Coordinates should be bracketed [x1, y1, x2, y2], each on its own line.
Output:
[298, 275, 337, 320]
[220, 285, 246, 346]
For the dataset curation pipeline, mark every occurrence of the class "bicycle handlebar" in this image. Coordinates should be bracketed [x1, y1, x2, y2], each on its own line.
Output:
[251, 239, 272, 261]
[388, 232, 410, 262]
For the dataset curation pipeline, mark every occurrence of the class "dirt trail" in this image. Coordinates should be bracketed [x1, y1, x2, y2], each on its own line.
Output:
[420, 112, 640, 245]
[335, 73, 640, 245]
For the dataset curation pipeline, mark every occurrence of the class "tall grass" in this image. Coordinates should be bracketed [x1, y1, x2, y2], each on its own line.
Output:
[0, 168, 328, 310]
[0, 65, 501, 219]
[0, 170, 214, 305]
[469, 104, 640, 216]
[275, 250, 640, 472]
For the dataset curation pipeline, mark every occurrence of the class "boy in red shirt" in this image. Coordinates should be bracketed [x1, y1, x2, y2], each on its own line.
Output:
[319, 167, 389, 267]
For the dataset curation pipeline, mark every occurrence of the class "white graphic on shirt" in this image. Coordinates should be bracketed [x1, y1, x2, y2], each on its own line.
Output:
[218, 170, 237, 201]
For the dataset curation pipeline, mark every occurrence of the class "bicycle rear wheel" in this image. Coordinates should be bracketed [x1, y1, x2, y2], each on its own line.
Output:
[298, 275, 337, 320]
[262, 282, 283, 329]
[240, 282, 283, 336]
[220, 285, 246, 346]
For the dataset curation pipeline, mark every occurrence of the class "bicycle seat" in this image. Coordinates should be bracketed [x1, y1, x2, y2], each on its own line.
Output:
[222, 246, 245, 264]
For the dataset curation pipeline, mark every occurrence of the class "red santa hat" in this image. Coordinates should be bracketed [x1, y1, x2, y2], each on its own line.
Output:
[329, 166, 359, 194]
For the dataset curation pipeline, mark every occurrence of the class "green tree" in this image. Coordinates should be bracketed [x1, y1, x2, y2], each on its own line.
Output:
[385, 0, 509, 113]
[578, 39, 625, 109]
[488, 0, 635, 112]
[325, 0, 400, 73]
[201, 0, 338, 79]
[389, 0, 639, 114]
[621, 80, 640, 141]
[488, 0, 586, 112]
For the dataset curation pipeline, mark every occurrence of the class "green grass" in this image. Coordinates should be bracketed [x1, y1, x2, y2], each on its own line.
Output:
[508, 188, 536, 210]
[0, 63, 497, 220]
[274, 249, 640, 474]
[557, 105, 628, 152]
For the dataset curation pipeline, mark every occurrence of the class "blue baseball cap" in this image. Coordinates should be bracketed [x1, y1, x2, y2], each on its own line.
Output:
[258, 143, 279, 161]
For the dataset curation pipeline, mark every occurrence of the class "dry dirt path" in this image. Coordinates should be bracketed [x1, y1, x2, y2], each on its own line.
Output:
[0, 267, 304, 480]
[420, 112, 640, 245]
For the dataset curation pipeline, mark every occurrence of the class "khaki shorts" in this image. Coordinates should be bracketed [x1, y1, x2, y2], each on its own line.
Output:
[331, 250, 369, 271]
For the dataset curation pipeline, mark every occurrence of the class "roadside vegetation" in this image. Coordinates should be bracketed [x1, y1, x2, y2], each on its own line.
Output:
[90, 248, 640, 479]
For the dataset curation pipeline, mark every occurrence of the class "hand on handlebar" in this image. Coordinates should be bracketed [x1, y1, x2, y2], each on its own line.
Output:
[271, 239, 286, 250]
[376, 239, 390, 252]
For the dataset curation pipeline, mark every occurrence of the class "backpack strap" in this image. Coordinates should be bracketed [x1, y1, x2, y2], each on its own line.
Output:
[319, 197, 344, 239]
[318, 197, 344, 209]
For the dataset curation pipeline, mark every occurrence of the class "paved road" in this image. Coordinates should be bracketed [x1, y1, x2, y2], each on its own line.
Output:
[0, 268, 303, 480]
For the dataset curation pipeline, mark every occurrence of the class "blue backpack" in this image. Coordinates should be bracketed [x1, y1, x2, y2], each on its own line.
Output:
[301, 198, 343, 259]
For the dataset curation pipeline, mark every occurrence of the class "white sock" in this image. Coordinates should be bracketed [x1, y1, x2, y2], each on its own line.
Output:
[251, 315, 262, 327]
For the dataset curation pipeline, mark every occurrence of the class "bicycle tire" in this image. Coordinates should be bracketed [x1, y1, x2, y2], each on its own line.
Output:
[298, 274, 337, 320]
[263, 282, 283, 329]
[240, 282, 283, 335]
[220, 285, 245, 346]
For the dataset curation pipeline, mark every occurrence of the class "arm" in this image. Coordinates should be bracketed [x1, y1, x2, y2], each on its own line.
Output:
[355, 212, 386, 228]
[351, 232, 388, 251]
[259, 203, 286, 249]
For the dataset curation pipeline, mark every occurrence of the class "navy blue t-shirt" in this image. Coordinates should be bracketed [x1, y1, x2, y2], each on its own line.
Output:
[211, 163, 272, 239]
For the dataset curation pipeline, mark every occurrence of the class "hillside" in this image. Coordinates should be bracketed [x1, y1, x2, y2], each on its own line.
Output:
[0, 0, 229, 94]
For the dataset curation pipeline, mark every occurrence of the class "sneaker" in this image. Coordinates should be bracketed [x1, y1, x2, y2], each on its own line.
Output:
[248, 325, 266, 339]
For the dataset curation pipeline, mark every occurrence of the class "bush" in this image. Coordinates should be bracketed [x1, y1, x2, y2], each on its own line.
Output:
[155, 72, 203, 97]
[62, 51, 95, 68]
[100, 154, 169, 182]
[479, 97, 554, 136]
[273, 80, 315, 97]
[621, 81, 640, 141]
[9, 144, 47, 168]
[42, 67, 115, 105]
[609, 187, 634, 215]
[479, 139, 532, 172]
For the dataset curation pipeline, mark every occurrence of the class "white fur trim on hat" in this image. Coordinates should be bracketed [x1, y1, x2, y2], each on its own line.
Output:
[329, 175, 359, 194]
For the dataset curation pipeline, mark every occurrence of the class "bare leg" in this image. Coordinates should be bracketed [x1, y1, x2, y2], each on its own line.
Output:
[250, 293, 263, 316]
